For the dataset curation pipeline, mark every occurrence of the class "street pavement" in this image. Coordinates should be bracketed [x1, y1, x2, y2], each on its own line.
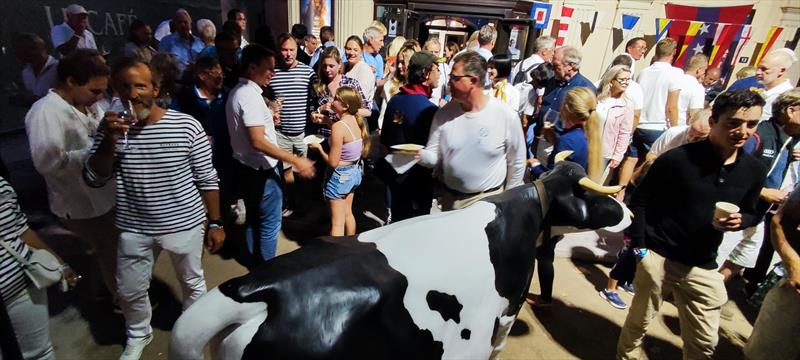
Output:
[1, 130, 755, 359]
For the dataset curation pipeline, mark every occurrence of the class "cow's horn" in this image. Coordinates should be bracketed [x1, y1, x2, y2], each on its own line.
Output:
[554, 151, 573, 163]
[578, 177, 623, 195]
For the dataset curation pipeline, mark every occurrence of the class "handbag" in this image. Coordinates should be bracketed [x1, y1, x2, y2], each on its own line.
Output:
[0, 240, 65, 289]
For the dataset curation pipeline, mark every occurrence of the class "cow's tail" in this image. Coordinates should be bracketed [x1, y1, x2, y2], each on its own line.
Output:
[169, 287, 267, 360]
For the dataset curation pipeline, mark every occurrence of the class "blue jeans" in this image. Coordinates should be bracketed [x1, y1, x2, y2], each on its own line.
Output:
[240, 165, 283, 264]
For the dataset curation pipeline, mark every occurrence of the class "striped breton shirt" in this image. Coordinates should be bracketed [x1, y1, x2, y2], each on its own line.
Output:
[0, 177, 32, 302]
[84, 110, 219, 235]
[268, 62, 317, 135]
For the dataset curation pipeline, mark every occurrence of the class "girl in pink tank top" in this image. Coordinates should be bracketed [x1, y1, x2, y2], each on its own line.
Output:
[309, 87, 371, 236]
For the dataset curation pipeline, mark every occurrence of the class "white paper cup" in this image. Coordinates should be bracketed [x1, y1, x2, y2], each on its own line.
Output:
[714, 202, 740, 219]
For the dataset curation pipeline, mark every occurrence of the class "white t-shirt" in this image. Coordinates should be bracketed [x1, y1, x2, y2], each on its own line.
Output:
[676, 74, 705, 126]
[226, 78, 279, 170]
[636, 62, 683, 130]
[25, 90, 115, 219]
[649, 125, 689, 157]
[420, 97, 526, 193]
[50, 22, 96, 53]
[761, 80, 794, 121]
[624, 80, 644, 112]
[21, 56, 58, 98]
[346, 60, 376, 103]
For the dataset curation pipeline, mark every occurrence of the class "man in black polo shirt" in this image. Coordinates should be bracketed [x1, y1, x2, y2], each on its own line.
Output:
[617, 90, 767, 360]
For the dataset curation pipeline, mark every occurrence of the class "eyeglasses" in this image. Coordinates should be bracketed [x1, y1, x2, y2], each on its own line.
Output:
[615, 77, 632, 84]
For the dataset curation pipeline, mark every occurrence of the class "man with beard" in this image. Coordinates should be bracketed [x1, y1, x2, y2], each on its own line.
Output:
[268, 33, 318, 216]
[617, 90, 767, 359]
[84, 57, 225, 360]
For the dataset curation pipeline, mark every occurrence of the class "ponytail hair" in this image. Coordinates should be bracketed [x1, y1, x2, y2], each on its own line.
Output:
[335, 87, 371, 158]
[561, 87, 603, 181]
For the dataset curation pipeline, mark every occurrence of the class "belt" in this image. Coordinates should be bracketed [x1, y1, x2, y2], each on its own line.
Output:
[444, 184, 503, 197]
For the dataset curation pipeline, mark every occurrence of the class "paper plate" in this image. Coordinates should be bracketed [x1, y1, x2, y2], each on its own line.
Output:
[303, 134, 325, 145]
[390, 144, 424, 152]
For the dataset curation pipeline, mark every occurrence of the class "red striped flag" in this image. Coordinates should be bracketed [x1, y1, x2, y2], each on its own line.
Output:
[556, 6, 574, 46]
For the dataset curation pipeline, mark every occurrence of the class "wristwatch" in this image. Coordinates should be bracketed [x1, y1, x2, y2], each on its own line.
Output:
[208, 219, 223, 230]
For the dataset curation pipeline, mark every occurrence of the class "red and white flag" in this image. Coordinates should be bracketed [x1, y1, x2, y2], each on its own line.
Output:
[732, 25, 752, 64]
[556, 6, 574, 46]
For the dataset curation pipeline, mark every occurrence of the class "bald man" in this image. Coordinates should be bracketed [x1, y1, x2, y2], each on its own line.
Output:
[703, 67, 723, 105]
[756, 49, 797, 121]
[157, 8, 204, 76]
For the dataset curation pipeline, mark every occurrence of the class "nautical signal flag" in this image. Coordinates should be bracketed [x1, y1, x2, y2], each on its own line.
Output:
[709, 23, 742, 68]
[655, 18, 672, 42]
[753, 26, 784, 65]
[531, 2, 552, 30]
[556, 6, 574, 46]
[621, 14, 639, 31]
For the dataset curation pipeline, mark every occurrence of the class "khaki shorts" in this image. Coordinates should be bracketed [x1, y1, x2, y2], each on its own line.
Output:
[276, 131, 307, 170]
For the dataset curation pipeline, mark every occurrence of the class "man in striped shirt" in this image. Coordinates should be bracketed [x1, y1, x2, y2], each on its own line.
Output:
[269, 33, 318, 194]
[84, 57, 224, 360]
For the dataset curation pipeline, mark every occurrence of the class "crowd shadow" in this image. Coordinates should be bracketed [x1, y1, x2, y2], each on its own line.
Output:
[523, 298, 684, 359]
[561, 252, 749, 359]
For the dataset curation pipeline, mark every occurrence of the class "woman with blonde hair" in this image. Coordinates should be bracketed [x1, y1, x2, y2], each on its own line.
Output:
[596, 65, 634, 171]
[527, 86, 602, 307]
[530, 86, 602, 179]
[312, 47, 371, 137]
[384, 36, 407, 76]
[308, 87, 370, 236]
[378, 44, 417, 130]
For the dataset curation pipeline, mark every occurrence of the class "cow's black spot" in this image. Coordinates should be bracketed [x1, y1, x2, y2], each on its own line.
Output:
[461, 329, 471, 340]
[483, 185, 543, 304]
[426, 290, 463, 323]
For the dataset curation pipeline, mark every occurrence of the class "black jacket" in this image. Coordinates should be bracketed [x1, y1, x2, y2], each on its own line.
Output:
[629, 140, 767, 268]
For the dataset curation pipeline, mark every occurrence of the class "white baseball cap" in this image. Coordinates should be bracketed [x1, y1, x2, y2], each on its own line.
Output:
[65, 4, 88, 15]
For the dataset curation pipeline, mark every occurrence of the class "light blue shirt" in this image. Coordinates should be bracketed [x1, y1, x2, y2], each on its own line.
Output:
[158, 33, 205, 74]
[362, 51, 384, 80]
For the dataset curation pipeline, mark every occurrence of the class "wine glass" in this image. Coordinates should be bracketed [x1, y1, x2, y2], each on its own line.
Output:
[118, 100, 138, 150]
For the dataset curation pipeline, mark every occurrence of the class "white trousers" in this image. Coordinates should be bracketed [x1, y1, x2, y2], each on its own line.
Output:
[3, 286, 54, 360]
[117, 224, 207, 339]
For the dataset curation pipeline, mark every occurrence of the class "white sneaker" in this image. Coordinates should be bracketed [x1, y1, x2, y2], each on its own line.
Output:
[119, 333, 153, 360]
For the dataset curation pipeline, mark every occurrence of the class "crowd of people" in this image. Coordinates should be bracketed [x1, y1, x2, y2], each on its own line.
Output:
[1, 3, 799, 360]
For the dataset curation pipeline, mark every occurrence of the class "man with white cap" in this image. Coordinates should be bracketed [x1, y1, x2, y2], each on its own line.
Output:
[51, 4, 97, 57]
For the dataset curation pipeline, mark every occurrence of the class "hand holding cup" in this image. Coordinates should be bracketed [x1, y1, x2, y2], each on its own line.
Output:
[712, 202, 742, 232]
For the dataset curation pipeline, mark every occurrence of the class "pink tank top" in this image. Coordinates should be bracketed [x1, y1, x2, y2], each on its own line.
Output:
[340, 122, 363, 163]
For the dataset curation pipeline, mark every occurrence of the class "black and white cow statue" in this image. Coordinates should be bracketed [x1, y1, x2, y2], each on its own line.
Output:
[170, 161, 631, 359]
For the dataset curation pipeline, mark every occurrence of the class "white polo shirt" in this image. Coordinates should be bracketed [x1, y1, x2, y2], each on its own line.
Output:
[761, 80, 793, 121]
[676, 73, 705, 126]
[636, 61, 683, 130]
[226, 78, 279, 170]
[50, 22, 96, 53]
[21, 56, 58, 98]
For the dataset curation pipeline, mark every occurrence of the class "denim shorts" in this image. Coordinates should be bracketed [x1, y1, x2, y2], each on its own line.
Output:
[324, 164, 362, 200]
